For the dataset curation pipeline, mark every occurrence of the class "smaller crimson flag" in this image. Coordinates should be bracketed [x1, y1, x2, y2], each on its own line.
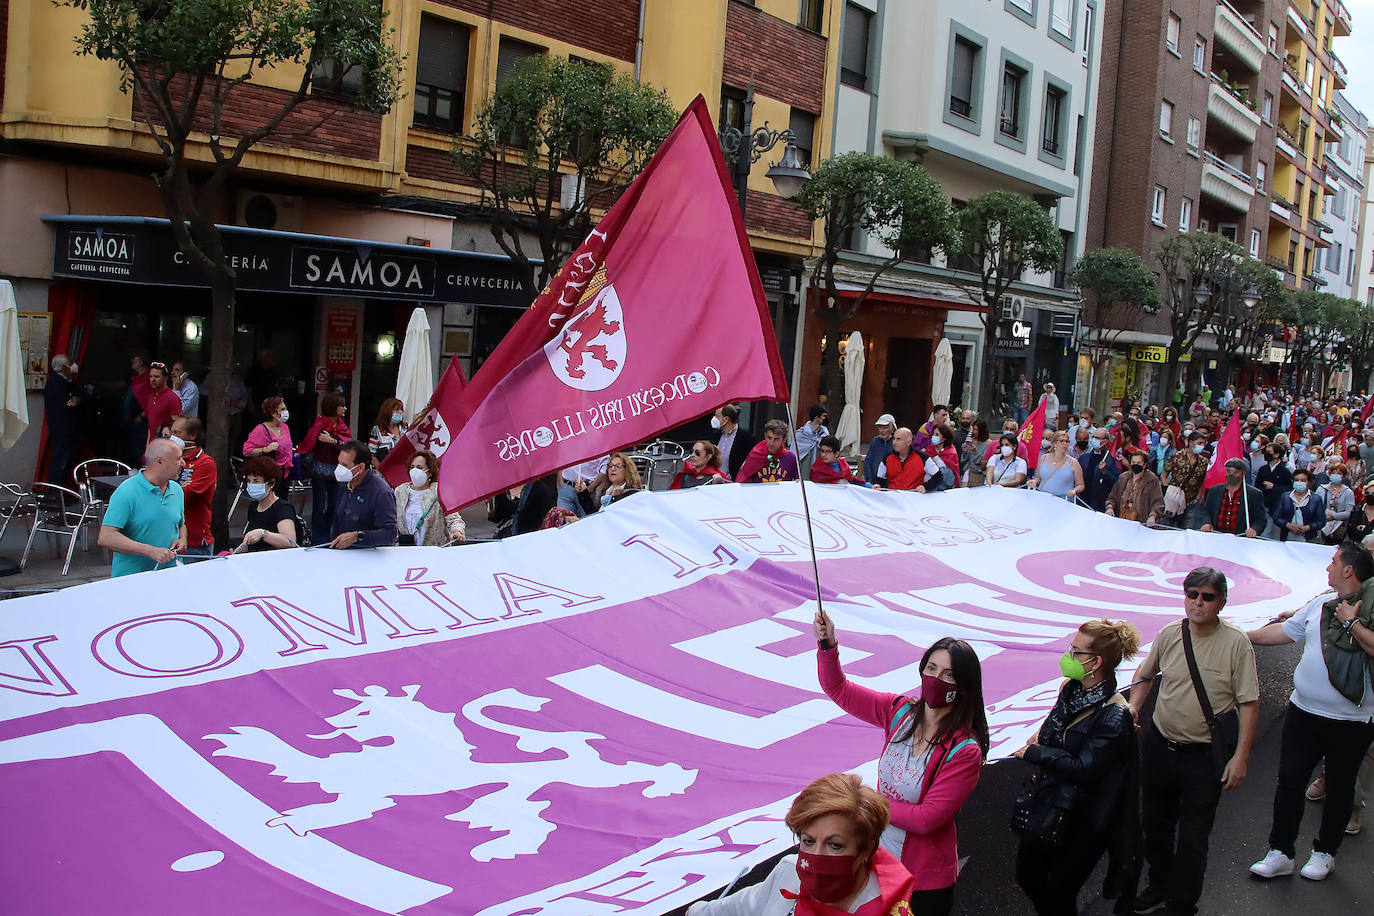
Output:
[380, 355, 468, 488]
[1203, 412, 1243, 489]
[1017, 398, 1048, 471]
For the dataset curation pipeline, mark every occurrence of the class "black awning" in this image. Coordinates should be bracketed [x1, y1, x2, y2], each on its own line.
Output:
[43, 216, 536, 307]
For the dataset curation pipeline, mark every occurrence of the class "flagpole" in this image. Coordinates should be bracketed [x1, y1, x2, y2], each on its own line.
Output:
[784, 403, 827, 622]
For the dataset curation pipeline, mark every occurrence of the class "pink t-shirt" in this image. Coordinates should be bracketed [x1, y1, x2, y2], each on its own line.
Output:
[243, 421, 295, 472]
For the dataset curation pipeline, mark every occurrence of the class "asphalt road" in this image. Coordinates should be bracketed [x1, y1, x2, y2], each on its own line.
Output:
[675, 642, 1373, 916]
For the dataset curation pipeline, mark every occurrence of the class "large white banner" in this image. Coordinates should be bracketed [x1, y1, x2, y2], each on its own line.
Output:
[0, 485, 1330, 914]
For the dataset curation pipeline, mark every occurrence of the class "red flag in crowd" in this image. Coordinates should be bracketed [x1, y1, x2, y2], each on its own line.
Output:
[1203, 411, 1244, 489]
[380, 355, 467, 488]
[1331, 425, 1348, 461]
[1361, 396, 1373, 426]
[1017, 398, 1048, 471]
[411, 96, 789, 510]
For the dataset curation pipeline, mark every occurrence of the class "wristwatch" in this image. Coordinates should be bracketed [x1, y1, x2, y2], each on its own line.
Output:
[1342, 616, 1357, 632]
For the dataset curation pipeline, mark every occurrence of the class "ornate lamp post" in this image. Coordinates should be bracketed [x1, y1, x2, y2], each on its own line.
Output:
[717, 76, 811, 217]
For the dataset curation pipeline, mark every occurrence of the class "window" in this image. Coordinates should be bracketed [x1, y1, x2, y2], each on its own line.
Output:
[1152, 186, 1167, 225]
[1262, 92, 1274, 124]
[1267, 22, 1279, 54]
[1186, 116, 1201, 150]
[1304, 60, 1314, 91]
[1007, 0, 1035, 26]
[1317, 75, 1327, 107]
[1193, 37, 1206, 71]
[949, 36, 980, 119]
[310, 58, 364, 100]
[1042, 84, 1066, 156]
[1054, 230, 1073, 288]
[412, 16, 471, 133]
[496, 37, 544, 146]
[841, 3, 872, 90]
[1219, 223, 1238, 243]
[1081, 5, 1094, 66]
[1326, 242, 1341, 275]
[1159, 100, 1174, 138]
[799, 0, 825, 32]
[1250, 229, 1261, 257]
[1256, 161, 1267, 190]
[1050, 0, 1073, 37]
[788, 108, 816, 168]
[1000, 62, 1027, 139]
[719, 85, 746, 136]
[1166, 13, 1181, 55]
[1179, 196, 1192, 232]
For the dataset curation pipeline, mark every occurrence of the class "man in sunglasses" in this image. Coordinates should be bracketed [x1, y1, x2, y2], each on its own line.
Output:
[1127, 567, 1259, 916]
[1246, 541, 1374, 881]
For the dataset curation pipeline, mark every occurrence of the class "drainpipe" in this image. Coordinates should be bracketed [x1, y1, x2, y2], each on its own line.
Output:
[635, 0, 647, 80]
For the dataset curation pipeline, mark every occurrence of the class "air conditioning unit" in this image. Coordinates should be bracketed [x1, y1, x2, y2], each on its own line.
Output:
[999, 294, 1026, 321]
[236, 193, 302, 232]
[559, 174, 587, 211]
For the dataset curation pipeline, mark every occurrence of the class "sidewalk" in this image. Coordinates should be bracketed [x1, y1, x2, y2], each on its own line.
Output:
[0, 493, 498, 597]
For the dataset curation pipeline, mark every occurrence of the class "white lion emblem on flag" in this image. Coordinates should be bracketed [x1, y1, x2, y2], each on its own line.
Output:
[543, 270, 627, 392]
[206, 685, 696, 862]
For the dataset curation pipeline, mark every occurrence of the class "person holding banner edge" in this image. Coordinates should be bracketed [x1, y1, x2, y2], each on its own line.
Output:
[813, 609, 988, 916]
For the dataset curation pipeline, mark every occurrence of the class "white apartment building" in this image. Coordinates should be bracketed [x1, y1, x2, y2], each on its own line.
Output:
[823, 0, 1103, 420]
[1319, 91, 1367, 298]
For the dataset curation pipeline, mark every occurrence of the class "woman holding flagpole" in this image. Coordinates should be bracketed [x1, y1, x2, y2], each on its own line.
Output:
[813, 610, 988, 916]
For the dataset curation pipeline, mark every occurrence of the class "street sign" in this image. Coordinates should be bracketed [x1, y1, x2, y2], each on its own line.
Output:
[1130, 345, 1168, 363]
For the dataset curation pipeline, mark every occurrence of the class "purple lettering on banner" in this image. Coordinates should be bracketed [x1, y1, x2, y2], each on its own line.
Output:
[394, 567, 496, 629]
[0, 636, 76, 697]
[553, 869, 706, 909]
[702, 517, 796, 556]
[492, 573, 600, 616]
[644, 815, 781, 863]
[620, 533, 738, 578]
[814, 509, 916, 547]
[767, 511, 847, 552]
[233, 590, 432, 658]
[922, 514, 985, 544]
[963, 511, 1031, 539]
[91, 613, 245, 679]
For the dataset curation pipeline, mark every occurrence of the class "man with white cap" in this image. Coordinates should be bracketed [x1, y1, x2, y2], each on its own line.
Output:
[44, 355, 80, 483]
[864, 413, 898, 483]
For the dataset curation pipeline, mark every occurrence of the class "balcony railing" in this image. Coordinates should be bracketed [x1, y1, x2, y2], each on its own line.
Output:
[949, 96, 972, 118]
[1332, 51, 1349, 87]
[1202, 149, 1251, 183]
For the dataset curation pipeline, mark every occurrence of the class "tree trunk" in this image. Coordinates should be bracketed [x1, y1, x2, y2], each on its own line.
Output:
[977, 310, 997, 418]
[819, 311, 845, 411]
[207, 274, 236, 550]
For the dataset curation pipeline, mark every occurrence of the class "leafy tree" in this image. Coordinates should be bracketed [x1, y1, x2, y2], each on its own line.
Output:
[65, 0, 403, 544]
[1154, 232, 1250, 398]
[1205, 256, 1282, 391]
[794, 152, 959, 407]
[1070, 248, 1160, 385]
[953, 190, 1062, 415]
[1276, 289, 1329, 391]
[457, 55, 677, 296]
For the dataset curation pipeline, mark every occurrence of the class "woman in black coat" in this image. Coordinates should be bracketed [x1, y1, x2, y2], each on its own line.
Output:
[1013, 619, 1143, 916]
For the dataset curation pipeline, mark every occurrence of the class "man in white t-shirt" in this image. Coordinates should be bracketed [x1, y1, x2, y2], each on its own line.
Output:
[1246, 542, 1374, 882]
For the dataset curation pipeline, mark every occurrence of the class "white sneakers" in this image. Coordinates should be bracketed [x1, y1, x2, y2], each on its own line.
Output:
[1249, 849, 1294, 878]
[1299, 851, 1335, 880]
[1249, 849, 1335, 880]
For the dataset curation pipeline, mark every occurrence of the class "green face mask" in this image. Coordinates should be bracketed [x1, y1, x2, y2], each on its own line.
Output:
[1059, 650, 1092, 681]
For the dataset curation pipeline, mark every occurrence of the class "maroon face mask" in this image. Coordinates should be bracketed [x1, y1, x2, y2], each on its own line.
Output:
[795, 850, 860, 903]
[921, 673, 960, 708]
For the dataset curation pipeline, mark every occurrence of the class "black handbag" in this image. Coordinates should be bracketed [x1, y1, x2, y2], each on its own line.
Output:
[1180, 620, 1240, 781]
[1010, 770, 1069, 848]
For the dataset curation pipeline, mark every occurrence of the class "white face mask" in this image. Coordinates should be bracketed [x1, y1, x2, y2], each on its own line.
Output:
[334, 462, 356, 483]
[169, 435, 187, 451]
[931, 435, 942, 446]
[710, 415, 722, 430]
[1001, 445, 1014, 457]
[408, 467, 429, 488]
[278, 409, 290, 422]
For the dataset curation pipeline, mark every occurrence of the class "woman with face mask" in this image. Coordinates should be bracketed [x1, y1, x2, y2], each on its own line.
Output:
[919, 423, 961, 492]
[243, 396, 295, 497]
[239, 456, 301, 551]
[1318, 461, 1354, 543]
[392, 450, 466, 546]
[1013, 619, 1142, 916]
[812, 611, 988, 916]
[986, 433, 1028, 487]
[369, 397, 406, 467]
[686, 773, 915, 916]
[1273, 468, 1325, 542]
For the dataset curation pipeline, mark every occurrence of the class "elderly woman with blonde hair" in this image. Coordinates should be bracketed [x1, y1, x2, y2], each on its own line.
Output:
[688, 773, 915, 915]
[392, 449, 466, 546]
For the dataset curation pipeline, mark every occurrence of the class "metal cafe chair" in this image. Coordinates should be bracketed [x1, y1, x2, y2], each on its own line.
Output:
[73, 458, 134, 514]
[21, 483, 98, 576]
[0, 483, 35, 542]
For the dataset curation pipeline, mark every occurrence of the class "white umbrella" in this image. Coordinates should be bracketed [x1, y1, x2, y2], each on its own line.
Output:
[0, 280, 29, 448]
[394, 307, 434, 421]
[835, 331, 865, 455]
[932, 337, 954, 407]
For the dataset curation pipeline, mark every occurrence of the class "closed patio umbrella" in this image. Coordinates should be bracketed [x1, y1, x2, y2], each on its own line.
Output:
[932, 337, 954, 407]
[0, 280, 28, 449]
[835, 331, 865, 455]
[395, 307, 435, 421]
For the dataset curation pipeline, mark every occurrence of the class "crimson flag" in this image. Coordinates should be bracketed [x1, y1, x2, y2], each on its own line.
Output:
[418, 97, 789, 509]
[1361, 397, 1373, 426]
[379, 355, 468, 488]
[1330, 425, 1348, 461]
[1017, 397, 1048, 471]
[1203, 412, 1243, 489]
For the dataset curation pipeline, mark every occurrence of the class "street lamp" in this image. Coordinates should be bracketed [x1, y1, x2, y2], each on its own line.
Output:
[1242, 285, 1260, 309]
[718, 76, 812, 216]
[1192, 280, 1212, 304]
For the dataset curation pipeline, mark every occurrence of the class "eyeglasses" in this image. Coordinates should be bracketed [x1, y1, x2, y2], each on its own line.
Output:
[1067, 648, 1097, 658]
[1185, 589, 1218, 602]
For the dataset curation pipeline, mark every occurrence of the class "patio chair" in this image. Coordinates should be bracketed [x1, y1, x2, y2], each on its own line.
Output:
[21, 483, 97, 576]
[72, 458, 134, 513]
[0, 483, 35, 542]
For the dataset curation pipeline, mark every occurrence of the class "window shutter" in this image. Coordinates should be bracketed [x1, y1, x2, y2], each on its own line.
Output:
[417, 17, 469, 91]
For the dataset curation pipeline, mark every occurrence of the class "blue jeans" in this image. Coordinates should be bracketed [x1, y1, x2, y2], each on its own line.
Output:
[311, 472, 338, 545]
[557, 483, 586, 518]
[1014, 406, 1030, 425]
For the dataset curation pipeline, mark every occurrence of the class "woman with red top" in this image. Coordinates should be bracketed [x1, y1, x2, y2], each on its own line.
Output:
[297, 391, 351, 545]
[814, 609, 989, 916]
[243, 396, 295, 497]
[671, 440, 731, 488]
[918, 422, 961, 492]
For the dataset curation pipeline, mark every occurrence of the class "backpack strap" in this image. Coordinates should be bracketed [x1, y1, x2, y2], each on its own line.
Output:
[944, 737, 978, 763]
[888, 701, 915, 739]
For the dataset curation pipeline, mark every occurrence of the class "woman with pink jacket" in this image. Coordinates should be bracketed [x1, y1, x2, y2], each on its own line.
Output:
[814, 609, 988, 916]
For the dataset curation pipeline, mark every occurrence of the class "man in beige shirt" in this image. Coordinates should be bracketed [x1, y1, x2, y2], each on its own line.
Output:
[1127, 567, 1260, 916]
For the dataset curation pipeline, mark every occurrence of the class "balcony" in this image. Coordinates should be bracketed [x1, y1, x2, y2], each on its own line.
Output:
[1275, 124, 1300, 161]
[1281, 61, 1305, 100]
[1214, 1, 1266, 73]
[1207, 81, 1261, 143]
[1286, 3, 1308, 35]
[1334, 0, 1352, 37]
[1201, 151, 1256, 211]
[1332, 51, 1349, 89]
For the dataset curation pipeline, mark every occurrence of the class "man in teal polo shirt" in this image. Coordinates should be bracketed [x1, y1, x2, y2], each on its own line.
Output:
[98, 438, 188, 577]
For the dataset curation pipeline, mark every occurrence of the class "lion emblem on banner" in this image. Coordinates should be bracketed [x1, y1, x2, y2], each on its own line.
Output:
[403, 407, 450, 458]
[543, 267, 627, 392]
[206, 685, 695, 861]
